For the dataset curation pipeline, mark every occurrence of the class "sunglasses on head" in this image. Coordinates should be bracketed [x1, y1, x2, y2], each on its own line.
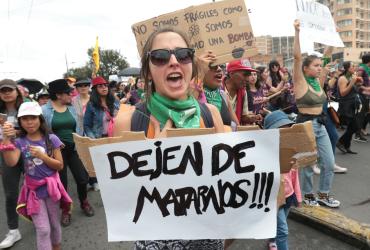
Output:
[147, 48, 195, 66]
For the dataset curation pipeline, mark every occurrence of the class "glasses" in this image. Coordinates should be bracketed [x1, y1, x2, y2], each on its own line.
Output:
[0, 87, 15, 94]
[209, 64, 226, 71]
[147, 48, 195, 66]
[96, 84, 109, 88]
[77, 84, 90, 88]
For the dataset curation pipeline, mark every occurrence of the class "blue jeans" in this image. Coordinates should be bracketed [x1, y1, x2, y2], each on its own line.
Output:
[323, 102, 339, 154]
[275, 205, 290, 250]
[300, 119, 335, 194]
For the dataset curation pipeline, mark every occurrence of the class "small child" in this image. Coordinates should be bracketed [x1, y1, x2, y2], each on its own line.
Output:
[264, 110, 302, 250]
[1, 102, 72, 250]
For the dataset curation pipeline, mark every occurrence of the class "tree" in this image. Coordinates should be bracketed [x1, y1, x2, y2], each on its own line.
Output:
[64, 47, 129, 80]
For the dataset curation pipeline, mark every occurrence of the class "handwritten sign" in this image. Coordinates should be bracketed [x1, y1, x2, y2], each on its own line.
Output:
[296, 0, 344, 48]
[89, 130, 280, 241]
[131, 0, 258, 65]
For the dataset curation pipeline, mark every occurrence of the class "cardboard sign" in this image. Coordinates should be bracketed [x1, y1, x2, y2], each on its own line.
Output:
[90, 130, 280, 241]
[131, 0, 258, 65]
[296, 0, 344, 48]
[74, 122, 317, 177]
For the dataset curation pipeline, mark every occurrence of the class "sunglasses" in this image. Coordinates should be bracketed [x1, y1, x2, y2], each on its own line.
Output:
[209, 64, 226, 71]
[147, 48, 195, 66]
[77, 84, 90, 88]
[0, 87, 15, 93]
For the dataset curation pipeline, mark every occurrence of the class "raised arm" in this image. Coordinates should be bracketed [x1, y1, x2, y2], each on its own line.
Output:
[292, 20, 307, 97]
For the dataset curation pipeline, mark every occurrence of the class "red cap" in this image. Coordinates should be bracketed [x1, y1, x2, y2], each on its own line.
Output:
[226, 59, 257, 73]
[92, 76, 107, 86]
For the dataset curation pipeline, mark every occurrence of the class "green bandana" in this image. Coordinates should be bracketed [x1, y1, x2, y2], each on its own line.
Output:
[147, 92, 201, 129]
[304, 76, 321, 92]
[137, 89, 145, 100]
[359, 63, 370, 76]
[204, 86, 222, 112]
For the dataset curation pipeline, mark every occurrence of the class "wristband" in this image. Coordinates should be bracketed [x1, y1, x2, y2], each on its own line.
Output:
[0, 143, 16, 151]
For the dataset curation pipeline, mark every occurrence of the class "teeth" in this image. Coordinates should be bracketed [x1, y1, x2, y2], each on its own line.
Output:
[168, 73, 181, 78]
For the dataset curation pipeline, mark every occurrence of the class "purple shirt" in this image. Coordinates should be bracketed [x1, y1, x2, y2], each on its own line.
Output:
[249, 88, 266, 114]
[15, 134, 63, 198]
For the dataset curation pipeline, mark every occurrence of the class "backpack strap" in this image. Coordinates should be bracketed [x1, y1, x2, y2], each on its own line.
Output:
[219, 90, 232, 125]
[130, 102, 151, 136]
[199, 103, 214, 128]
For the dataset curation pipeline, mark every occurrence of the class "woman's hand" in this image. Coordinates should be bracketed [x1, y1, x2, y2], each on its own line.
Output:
[2, 122, 16, 140]
[197, 50, 217, 74]
[294, 19, 300, 32]
[151, 116, 173, 138]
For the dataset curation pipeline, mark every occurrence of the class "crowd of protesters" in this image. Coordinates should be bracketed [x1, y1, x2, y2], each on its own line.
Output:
[0, 23, 369, 250]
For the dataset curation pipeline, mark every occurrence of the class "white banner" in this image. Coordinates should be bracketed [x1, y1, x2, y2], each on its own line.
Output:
[89, 130, 280, 241]
[296, 0, 344, 48]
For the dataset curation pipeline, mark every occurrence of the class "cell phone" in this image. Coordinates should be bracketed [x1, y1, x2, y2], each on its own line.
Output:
[0, 113, 7, 125]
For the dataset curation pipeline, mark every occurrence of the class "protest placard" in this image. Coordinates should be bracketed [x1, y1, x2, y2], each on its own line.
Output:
[89, 130, 280, 241]
[131, 0, 258, 65]
[296, 0, 344, 48]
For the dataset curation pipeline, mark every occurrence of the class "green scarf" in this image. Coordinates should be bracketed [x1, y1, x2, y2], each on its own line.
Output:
[359, 63, 370, 76]
[304, 76, 321, 92]
[137, 89, 145, 100]
[204, 86, 222, 112]
[147, 92, 201, 129]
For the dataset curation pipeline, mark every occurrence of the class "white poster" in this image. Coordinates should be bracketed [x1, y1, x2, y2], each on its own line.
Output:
[89, 130, 280, 241]
[296, 0, 344, 47]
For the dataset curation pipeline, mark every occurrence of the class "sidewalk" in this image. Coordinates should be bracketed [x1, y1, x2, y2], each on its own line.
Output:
[290, 137, 370, 249]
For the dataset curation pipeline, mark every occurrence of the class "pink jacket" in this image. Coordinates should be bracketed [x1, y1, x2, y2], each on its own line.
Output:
[283, 169, 302, 203]
[17, 172, 72, 221]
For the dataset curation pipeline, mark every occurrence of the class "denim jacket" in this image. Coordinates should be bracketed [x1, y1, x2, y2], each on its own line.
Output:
[83, 100, 120, 139]
[42, 100, 82, 136]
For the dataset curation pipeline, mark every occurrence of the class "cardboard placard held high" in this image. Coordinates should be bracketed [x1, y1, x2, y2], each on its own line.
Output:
[131, 0, 258, 65]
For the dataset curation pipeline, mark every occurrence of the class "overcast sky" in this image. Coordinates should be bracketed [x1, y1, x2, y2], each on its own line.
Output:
[0, 0, 297, 83]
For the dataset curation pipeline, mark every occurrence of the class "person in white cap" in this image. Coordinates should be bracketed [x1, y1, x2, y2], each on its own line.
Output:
[2, 102, 72, 250]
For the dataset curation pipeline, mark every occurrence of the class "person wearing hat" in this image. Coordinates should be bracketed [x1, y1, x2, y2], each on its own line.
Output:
[264, 110, 302, 250]
[0, 79, 24, 248]
[72, 79, 91, 136]
[84, 76, 119, 191]
[2, 101, 71, 250]
[42, 79, 94, 227]
[223, 59, 261, 125]
[36, 91, 50, 106]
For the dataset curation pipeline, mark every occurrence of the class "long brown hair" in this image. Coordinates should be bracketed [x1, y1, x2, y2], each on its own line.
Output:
[140, 26, 198, 101]
[18, 115, 53, 157]
[0, 88, 24, 113]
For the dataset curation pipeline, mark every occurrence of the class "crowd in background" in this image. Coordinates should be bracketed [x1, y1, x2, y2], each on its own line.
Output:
[0, 24, 369, 250]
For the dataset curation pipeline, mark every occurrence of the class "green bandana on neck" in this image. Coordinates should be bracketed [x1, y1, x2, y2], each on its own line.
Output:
[204, 86, 222, 112]
[147, 92, 201, 129]
[304, 76, 321, 92]
[137, 89, 145, 100]
[360, 63, 370, 76]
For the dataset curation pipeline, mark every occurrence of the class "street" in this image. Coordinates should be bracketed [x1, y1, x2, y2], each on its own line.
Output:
[0, 132, 368, 250]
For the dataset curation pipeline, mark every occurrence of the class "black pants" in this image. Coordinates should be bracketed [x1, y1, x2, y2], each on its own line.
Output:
[356, 96, 369, 133]
[1, 158, 23, 230]
[339, 115, 358, 149]
[60, 143, 88, 204]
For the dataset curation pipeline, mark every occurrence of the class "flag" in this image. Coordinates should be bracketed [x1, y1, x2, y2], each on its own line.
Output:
[92, 36, 100, 73]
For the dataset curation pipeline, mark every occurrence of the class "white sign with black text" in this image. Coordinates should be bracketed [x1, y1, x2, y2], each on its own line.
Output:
[89, 130, 280, 241]
[296, 0, 344, 48]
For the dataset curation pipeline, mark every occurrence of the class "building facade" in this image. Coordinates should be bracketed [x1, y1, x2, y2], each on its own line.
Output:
[318, 0, 370, 62]
[255, 35, 294, 68]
